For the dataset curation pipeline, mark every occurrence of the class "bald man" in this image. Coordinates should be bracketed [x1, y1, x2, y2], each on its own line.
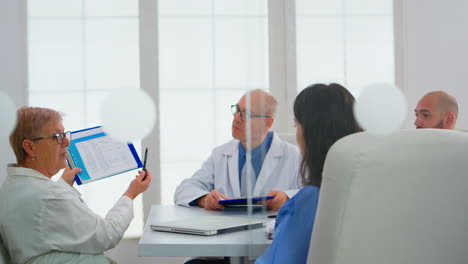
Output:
[174, 89, 300, 211]
[414, 91, 458, 129]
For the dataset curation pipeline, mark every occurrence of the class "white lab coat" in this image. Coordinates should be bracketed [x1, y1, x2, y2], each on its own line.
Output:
[0, 166, 133, 264]
[174, 132, 301, 206]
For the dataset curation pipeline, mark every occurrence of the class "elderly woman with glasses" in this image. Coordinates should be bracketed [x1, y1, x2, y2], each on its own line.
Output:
[0, 107, 151, 264]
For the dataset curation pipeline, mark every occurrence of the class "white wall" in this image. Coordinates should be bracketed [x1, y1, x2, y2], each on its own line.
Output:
[0, 0, 28, 182]
[395, 0, 468, 129]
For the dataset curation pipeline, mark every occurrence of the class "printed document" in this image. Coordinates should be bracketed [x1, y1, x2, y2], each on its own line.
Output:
[66, 126, 142, 185]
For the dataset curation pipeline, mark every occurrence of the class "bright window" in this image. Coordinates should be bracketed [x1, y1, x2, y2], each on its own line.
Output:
[26, 0, 395, 231]
[296, 0, 394, 95]
[27, 0, 143, 238]
[158, 0, 269, 204]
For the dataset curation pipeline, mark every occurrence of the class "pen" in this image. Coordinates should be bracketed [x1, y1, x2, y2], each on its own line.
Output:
[142, 147, 148, 180]
[267, 215, 277, 219]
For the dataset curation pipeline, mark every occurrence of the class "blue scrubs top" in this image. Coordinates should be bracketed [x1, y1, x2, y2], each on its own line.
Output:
[255, 185, 320, 264]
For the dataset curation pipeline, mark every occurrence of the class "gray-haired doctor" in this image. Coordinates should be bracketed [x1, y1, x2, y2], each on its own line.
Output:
[174, 90, 301, 212]
[0, 107, 151, 264]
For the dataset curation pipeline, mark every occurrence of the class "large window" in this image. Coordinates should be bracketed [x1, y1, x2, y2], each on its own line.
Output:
[158, 0, 269, 204]
[157, 0, 394, 204]
[296, 0, 394, 95]
[27, 0, 143, 237]
[26, 0, 394, 235]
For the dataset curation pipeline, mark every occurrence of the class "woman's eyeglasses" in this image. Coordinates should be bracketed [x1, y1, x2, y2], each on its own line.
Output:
[32, 131, 71, 144]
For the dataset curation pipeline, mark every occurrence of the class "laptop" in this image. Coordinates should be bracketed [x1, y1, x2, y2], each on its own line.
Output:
[150, 215, 267, 236]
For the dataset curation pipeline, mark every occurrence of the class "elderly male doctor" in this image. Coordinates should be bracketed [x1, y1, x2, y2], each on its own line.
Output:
[174, 89, 300, 211]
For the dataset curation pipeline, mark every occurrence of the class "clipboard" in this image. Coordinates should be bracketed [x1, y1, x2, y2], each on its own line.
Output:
[218, 196, 275, 206]
[66, 126, 143, 185]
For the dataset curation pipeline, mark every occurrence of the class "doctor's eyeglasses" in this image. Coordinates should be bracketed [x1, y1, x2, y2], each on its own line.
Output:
[32, 131, 71, 144]
[230, 104, 271, 122]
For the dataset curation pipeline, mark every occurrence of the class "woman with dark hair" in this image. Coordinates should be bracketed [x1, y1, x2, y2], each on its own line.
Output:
[255, 83, 362, 264]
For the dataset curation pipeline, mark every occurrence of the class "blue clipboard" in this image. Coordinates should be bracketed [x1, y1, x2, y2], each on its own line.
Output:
[218, 196, 275, 206]
[66, 126, 143, 185]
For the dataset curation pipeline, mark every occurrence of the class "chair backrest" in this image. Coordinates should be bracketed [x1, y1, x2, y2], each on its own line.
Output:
[277, 132, 297, 146]
[307, 129, 468, 264]
[0, 234, 11, 264]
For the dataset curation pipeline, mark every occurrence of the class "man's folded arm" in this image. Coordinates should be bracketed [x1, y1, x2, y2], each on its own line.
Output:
[174, 155, 216, 206]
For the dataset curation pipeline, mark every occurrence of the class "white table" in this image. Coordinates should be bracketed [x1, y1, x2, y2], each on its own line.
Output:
[138, 205, 274, 258]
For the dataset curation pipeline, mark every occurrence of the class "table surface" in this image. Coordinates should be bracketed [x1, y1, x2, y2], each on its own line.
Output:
[138, 205, 275, 257]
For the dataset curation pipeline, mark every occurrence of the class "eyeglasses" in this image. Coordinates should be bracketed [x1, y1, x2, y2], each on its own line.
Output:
[32, 131, 71, 144]
[231, 104, 271, 122]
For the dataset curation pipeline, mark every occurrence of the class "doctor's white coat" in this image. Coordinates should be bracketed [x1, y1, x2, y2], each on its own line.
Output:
[0, 166, 132, 264]
[174, 133, 301, 206]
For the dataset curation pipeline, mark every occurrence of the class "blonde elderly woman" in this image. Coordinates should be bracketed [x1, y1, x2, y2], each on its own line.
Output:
[0, 107, 151, 264]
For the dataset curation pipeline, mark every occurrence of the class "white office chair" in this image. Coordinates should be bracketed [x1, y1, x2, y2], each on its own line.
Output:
[307, 129, 468, 264]
[277, 132, 297, 146]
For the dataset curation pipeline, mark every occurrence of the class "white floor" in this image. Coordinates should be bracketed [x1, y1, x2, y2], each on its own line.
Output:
[105, 238, 186, 264]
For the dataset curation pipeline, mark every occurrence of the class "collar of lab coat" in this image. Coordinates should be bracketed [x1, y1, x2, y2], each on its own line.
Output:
[222, 132, 284, 158]
[7, 164, 51, 181]
[7, 164, 82, 197]
[222, 132, 284, 197]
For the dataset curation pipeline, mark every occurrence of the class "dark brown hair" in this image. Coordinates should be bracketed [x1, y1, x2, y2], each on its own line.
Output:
[294, 83, 362, 187]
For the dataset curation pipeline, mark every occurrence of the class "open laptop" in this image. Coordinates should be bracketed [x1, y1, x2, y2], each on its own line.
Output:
[150, 215, 267, 236]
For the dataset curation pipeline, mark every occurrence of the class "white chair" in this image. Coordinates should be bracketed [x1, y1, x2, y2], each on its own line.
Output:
[307, 129, 468, 264]
[277, 132, 297, 146]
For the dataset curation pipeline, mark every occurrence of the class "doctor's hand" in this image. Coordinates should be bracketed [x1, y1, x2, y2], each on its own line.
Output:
[62, 167, 82, 187]
[266, 190, 289, 211]
[196, 190, 230, 210]
[124, 170, 152, 200]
